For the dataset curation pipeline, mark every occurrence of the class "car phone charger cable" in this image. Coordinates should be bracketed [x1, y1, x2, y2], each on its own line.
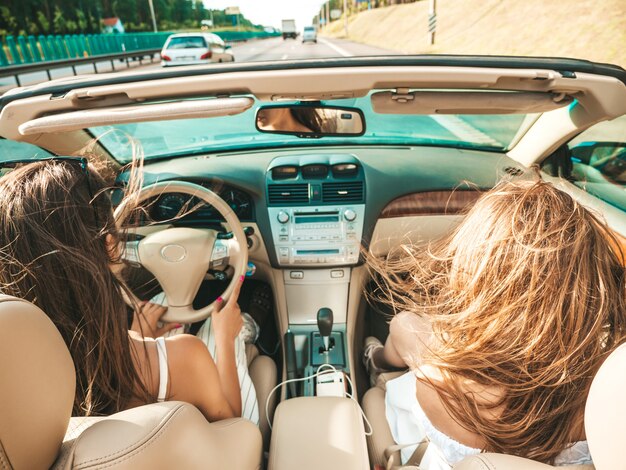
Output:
[265, 363, 373, 436]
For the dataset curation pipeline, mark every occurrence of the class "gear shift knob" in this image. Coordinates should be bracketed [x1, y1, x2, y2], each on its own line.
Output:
[317, 308, 333, 351]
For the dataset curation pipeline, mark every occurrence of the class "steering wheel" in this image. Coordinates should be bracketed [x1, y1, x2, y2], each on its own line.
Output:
[114, 181, 248, 324]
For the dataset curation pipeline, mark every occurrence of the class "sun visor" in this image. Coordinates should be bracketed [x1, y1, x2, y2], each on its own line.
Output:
[371, 90, 573, 114]
[18, 97, 254, 135]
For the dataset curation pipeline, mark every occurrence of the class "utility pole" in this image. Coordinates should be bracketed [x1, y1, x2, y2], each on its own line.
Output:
[428, 0, 437, 45]
[343, 0, 349, 37]
[148, 0, 158, 32]
[326, 1, 330, 27]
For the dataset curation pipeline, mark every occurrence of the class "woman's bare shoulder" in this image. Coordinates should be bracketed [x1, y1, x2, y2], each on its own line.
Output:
[164, 334, 214, 369]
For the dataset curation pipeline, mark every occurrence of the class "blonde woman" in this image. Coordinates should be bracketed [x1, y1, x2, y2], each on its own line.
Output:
[364, 179, 626, 468]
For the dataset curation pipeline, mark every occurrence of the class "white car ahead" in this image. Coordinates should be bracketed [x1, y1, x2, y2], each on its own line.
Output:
[160, 33, 234, 67]
[302, 26, 317, 43]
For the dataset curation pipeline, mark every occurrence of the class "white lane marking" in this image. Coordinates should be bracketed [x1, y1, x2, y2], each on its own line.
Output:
[431, 115, 503, 147]
[281, 54, 288, 60]
[318, 38, 352, 57]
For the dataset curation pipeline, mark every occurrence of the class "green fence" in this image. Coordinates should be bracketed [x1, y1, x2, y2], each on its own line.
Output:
[0, 31, 280, 67]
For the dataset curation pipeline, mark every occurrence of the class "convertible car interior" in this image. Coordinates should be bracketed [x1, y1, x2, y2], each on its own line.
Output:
[0, 56, 624, 469]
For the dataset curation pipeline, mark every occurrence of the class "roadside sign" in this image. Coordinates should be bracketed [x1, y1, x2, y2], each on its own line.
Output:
[428, 13, 437, 33]
[225, 6, 240, 15]
[330, 9, 342, 20]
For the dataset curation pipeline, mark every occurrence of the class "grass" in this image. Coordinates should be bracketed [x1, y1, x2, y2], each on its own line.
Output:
[322, 0, 626, 68]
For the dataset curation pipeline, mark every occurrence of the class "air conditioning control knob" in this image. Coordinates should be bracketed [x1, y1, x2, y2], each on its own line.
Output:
[277, 211, 290, 224]
[343, 209, 357, 222]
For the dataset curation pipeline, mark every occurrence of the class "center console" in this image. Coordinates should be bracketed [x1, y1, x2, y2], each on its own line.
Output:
[269, 204, 365, 267]
[266, 155, 364, 398]
[266, 154, 365, 268]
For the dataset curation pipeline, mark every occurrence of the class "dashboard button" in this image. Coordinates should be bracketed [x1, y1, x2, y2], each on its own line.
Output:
[290, 271, 304, 279]
[343, 209, 357, 222]
[277, 211, 290, 224]
[331, 270, 344, 278]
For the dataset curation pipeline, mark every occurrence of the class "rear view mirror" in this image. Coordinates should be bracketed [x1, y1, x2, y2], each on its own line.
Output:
[255, 104, 365, 137]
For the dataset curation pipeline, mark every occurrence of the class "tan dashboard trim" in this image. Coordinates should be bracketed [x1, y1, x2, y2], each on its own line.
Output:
[379, 190, 483, 218]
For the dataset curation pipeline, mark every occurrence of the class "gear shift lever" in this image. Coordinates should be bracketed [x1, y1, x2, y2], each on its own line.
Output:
[317, 308, 333, 352]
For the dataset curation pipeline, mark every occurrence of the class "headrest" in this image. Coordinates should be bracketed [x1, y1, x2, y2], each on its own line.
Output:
[585, 342, 626, 470]
[0, 295, 75, 469]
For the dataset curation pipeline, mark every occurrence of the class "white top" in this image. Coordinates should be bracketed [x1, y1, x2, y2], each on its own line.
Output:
[385, 372, 593, 469]
[149, 291, 259, 424]
[197, 316, 260, 425]
[155, 337, 168, 402]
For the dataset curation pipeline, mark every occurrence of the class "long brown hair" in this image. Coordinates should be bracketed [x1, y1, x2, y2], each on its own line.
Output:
[0, 160, 152, 416]
[368, 179, 626, 463]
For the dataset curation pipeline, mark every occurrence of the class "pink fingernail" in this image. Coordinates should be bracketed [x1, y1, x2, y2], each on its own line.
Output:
[175, 324, 182, 328]
[239, 275, 245, 281]
[217, 296, 223, 302]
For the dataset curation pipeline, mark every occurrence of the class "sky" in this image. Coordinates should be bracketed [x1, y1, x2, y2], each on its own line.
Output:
[203, 1, 325, 30]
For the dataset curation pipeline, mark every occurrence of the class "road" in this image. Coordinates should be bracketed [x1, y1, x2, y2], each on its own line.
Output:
[226, 36, 396, 62]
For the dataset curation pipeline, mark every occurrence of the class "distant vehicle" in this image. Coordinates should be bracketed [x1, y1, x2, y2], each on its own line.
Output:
[282, 19, 297, 39]
[302, 26, 317, 43]
[160, 33, 234, 67]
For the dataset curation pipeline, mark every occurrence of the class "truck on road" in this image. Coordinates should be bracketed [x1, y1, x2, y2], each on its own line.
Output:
[282, 19, 297, 39]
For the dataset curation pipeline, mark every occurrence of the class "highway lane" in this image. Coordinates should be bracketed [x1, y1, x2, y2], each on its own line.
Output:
[229, 36, 397, 62]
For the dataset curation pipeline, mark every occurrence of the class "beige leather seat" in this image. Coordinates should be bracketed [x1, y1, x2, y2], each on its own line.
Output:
[364, 342, 626, 470]
[0, 295, 267, 470]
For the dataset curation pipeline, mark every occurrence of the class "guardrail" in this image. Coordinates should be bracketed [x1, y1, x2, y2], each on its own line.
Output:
[0, 31, 280, 88]
[0, 49, 162, 86]
[0, 32, 171, 67]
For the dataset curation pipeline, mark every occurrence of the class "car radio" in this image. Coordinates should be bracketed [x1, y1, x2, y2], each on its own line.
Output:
[268, 205, 365, 266]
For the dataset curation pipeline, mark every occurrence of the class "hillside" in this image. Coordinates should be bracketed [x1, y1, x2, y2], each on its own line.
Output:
[322, 0, 626, 67]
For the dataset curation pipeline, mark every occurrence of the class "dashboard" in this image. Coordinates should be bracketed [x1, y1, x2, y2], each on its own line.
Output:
[128, 145, 520, 268]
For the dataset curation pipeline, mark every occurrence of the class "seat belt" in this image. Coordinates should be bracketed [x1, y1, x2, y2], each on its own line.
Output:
[383, 437, 430, 470]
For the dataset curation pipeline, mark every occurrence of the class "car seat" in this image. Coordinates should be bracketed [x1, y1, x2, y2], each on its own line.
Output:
[363, 341, 626, 470]
[0, 295, 275, 469]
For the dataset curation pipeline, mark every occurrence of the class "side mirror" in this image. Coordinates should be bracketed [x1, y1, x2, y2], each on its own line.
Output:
[225, 44, 232, 50]
[255, 104, 365, 138]
[570, 142, 626, 166]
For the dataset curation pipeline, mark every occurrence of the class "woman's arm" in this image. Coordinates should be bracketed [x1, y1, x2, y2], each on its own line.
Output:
[166, 334, 240, 421]
[210, 279, 244, 417]
[378, 311, 433, 369]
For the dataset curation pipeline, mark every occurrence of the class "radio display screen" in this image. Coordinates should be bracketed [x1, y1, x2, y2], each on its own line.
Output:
[295, 215, 339, 224]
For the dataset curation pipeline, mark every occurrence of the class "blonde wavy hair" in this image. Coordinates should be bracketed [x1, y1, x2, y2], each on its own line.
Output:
[368, 179, 626, 463]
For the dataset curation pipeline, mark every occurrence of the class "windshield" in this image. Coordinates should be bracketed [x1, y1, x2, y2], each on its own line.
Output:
[91, 93, 533, 163]
[166, 36, 207, 49]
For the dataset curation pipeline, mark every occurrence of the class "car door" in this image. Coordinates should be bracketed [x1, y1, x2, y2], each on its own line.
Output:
[540, 114, 626, 255]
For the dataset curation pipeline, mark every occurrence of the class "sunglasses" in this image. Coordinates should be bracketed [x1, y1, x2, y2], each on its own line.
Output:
[0, 156, 100, 225]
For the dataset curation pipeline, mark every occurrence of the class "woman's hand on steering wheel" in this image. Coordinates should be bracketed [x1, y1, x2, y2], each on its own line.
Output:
[212, 275, 244, 345]
[131, 302, 182, 338]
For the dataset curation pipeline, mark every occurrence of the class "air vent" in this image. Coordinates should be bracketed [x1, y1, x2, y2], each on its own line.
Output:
[301, 164, 329, 179]
[268, 184, 309, 204]
[503, 166, 524, 176]
[272, 165, 298, 180]
[322, 182, 364, 203]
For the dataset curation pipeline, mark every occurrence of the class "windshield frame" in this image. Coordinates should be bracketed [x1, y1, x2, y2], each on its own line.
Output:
[2, 55, 624, 111]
